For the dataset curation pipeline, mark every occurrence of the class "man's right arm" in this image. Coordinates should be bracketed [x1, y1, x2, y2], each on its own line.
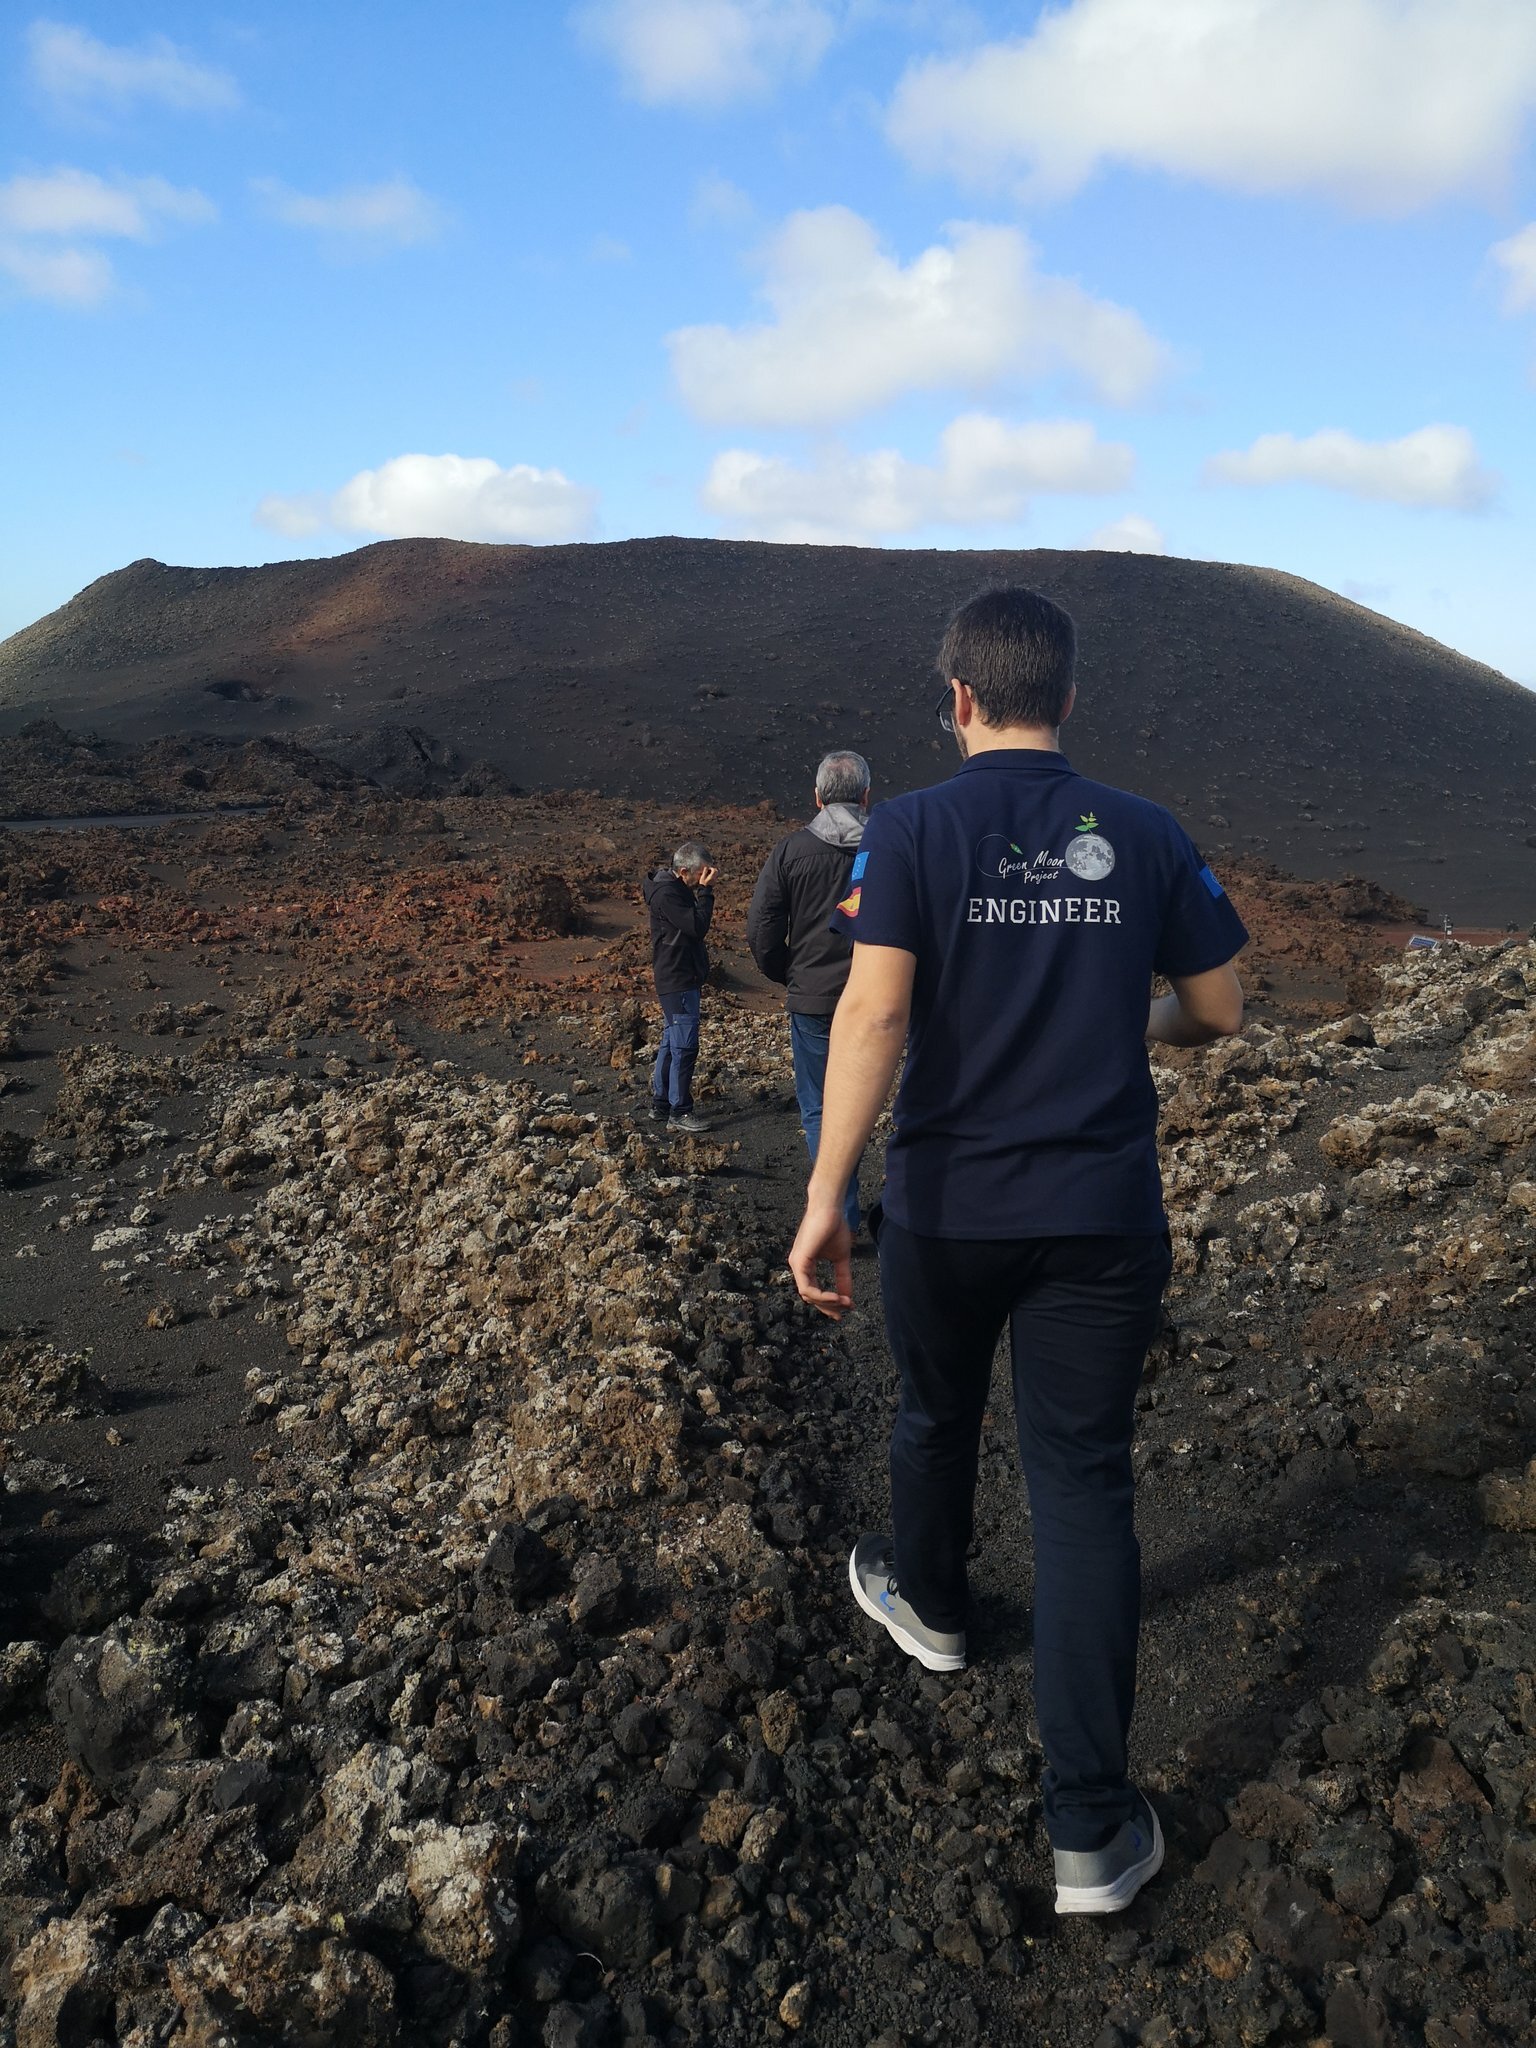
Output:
[747, 849, 789, 983]
[652, 883, 714, 941]
[1147, 961, 1245, 1045]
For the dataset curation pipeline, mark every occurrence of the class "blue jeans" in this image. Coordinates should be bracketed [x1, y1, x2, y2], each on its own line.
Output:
[789, 1011, 862, 1233]
[877, 1219, 1172, 1850]
[652, 987, 700, 1112]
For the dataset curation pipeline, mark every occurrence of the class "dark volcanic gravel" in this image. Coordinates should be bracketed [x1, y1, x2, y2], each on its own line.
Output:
[2, 802, 1534, 2047]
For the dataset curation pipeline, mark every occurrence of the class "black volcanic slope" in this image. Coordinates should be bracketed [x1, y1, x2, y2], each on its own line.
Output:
[3, 536, 1534, 921]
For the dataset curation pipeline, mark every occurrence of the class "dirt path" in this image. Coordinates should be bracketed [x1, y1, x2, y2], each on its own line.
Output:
[672, 1030, 1507, 2045]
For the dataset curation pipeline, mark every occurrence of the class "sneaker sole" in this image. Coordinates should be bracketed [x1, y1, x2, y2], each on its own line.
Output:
[847, 1549, 966, 1673]
[1053, 1809, 1165, 1916]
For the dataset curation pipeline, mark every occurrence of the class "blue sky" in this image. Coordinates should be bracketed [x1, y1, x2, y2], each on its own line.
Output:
[3, 1, 1535, 683]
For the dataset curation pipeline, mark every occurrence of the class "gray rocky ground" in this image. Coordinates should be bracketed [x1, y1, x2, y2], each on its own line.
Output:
[2, 867, 1534, 2043]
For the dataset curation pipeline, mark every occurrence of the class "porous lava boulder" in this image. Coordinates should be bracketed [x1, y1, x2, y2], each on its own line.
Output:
[288, 1742, 452, 1913]
[402, 1819, 523, 1976]
[4, 1912, 114, 2048]
[1477, 1457, 1536, 1530]
[46, 1621, 206, 1791]
[476, 1519, 558, 1608]
[0, 1126, 31, 1185]
[167, 1905, 398, 2047]
[500, 869, 579, 938]
[40, 1542, 145, 1636]
[535, 1833, 658, 1969]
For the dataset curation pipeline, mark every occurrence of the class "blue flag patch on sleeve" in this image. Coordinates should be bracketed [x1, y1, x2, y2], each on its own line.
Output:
[1199, 864, 1224, 898]
[851, 849, 868, 881]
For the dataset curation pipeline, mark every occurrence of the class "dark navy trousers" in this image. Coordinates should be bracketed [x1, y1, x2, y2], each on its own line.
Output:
[789, 1011, 862, 1233]
[651, 987, 701, 1112]
[877, 1219, 1171, 1851]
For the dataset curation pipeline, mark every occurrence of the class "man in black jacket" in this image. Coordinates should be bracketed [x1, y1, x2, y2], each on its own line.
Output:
[643, 841, 716, 1134]
[747, 751, 871, 1230]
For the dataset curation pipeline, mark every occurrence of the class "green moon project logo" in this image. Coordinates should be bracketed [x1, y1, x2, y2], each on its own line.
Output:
[974, 835, 1066, 883]
[1064, 813, 1116, 880]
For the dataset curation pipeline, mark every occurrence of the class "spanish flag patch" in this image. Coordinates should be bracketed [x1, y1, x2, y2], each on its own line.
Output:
[836, 885, 861, 918]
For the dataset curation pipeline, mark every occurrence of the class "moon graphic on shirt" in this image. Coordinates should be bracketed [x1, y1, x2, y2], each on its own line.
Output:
[1065, 833, 1116, 881]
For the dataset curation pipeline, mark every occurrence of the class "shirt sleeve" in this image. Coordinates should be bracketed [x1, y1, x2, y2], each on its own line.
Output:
[829, 806, 921, 952]
[1154, 828, 1249, 979]
[746, 847, 790, 983]
[652, 883, 712, 940]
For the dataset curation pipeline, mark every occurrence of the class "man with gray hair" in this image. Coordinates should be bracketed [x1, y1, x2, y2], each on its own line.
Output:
[643, 841, 716, 1134]
[748, 751, 871, 1232]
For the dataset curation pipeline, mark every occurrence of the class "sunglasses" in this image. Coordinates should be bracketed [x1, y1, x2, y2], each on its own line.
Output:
[934, 680, 970, 734]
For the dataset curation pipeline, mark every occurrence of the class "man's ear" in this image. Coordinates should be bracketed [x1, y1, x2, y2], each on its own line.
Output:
[814, 792, 824, 810]
[1059, 682, 1077, 726]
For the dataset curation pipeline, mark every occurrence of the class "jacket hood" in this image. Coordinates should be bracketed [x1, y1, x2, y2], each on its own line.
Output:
[807, 802, 866, 850]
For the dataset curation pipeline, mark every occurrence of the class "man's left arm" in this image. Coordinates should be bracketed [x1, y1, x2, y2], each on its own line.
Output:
[747, 849, 790, 984]
[787, 943, 913, 1318]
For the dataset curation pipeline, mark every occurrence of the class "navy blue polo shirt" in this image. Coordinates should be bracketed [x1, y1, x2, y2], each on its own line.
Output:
[830, 749, 1248, 1240]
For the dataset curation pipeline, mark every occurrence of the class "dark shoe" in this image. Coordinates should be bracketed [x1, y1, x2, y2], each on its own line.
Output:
[647, 1098, 670, 1123]
[848, 1535, 965, 1672]
[1053, 1793, 1164, 1915]
[670, 1111, 711, 1134]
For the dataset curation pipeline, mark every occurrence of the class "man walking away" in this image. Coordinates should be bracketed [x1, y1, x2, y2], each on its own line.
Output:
[643, 841, 716, 1134]
[747, 750, 871, 1233]
[787, 587, 1248, 1917]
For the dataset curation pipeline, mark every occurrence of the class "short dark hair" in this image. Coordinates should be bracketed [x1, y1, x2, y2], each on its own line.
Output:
[937, 586, 1076, 730]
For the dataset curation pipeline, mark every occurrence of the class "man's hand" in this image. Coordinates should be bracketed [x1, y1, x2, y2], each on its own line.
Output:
[788, 1199, 853, 1319]
[696, 865, 718, 888]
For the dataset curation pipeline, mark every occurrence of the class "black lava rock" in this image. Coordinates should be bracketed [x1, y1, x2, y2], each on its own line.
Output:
[40, 1542, 144, 1635]
[480, 1520, 558, 1603]
[568, 1559, 631, 1633]
[46, 1622, 207, 1792]
[536, 1835, 658, 1969]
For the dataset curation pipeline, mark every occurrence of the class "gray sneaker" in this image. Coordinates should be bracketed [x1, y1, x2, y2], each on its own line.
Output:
[847, 1535, 966, 1673]
[670, 1111, 711, 1134]
[1053, 1794, 1164, 1915]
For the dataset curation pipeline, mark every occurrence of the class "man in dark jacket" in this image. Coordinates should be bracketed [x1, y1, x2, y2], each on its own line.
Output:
[747, 751, 870, 1231]
[643, 841, 716, 1134]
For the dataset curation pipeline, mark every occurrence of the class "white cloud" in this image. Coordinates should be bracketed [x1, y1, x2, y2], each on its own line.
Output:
[256, 454, 599, 545]
[887, 0, 1536, 212]
[0, 167, 213, 238]
[574, 0, 837, 108]
[1492, 222, 1536, 311]
[690, 171, 755, 230]
[1085, 513, 1165, 554]
[591, 233, 634, 263]
[0, 166, 214, 307]
[28, 19, 239, 113]
[668, 207, 1168, 428]
[0, 237, 114, 306]
[252, 178, 447, 248]
[702, 413, 1133, 542]
[1204, 425, 1496, 509]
